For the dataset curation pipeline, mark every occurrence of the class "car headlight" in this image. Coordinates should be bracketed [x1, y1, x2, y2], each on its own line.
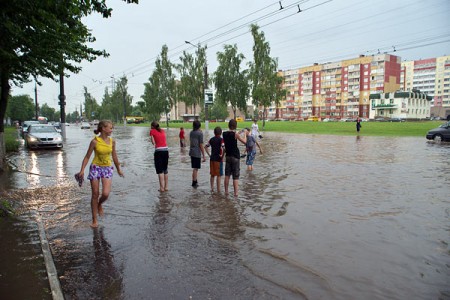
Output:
[54, 136, 62, 141]
[28, 135, 38, 142]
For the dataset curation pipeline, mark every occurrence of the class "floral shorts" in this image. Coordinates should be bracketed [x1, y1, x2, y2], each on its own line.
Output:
[87, 164, 114, 180]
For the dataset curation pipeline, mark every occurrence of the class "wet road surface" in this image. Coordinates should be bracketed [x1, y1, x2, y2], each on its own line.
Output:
[1, 125, 449, 299]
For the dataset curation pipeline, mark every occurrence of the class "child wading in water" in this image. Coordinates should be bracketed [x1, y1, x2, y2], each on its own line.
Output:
[244, 127, 262, 171]
[223, 119, 246, 196]
[77, 120, 124, 228]
[189, 120, 206, 188]
[205, 126, 225, 192]
[150, 121, 169, 192]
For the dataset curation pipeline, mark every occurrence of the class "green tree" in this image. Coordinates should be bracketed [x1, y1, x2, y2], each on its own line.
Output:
[40, 103, 57, 121]
[100, 76, 132, 123]
[141, 45, 176, 125]
[142, 71, 164, 122]
[209, 102, 229, 121]
[83, 87, 100, 121]
[248, 24, 285, 127]
[214, 44, 249, 119]
[177, 45, 207, 117]
[0, 0, 138, 170]
[5, 94, 35, 123]
[156, 45, 176, 127]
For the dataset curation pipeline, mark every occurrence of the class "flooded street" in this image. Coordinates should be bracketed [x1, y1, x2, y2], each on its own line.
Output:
[1, 125, 449, 299]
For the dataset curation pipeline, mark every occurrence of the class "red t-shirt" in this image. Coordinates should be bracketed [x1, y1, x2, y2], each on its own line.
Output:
[150, 128, 167, 149]
[179, 129, 185, 139]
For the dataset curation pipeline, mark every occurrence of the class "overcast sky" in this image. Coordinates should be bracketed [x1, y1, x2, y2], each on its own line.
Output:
[11, 0, 450, 114]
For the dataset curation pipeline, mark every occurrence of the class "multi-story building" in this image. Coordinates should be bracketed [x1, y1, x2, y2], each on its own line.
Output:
[369, 91, 432, 120]
[276, 54, 401, 120]
[401, 55, 450, 119]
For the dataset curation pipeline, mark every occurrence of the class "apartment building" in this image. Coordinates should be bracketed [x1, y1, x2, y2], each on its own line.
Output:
[275, 54, 402, 120]
[401, 55, 450, 119]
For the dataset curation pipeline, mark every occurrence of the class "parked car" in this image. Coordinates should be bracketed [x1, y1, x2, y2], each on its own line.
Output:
[426, 121, 450, 142]
[21, 120, 40, 137]
[25, 124, 63, 149]
[80, 122, 91, 129]
[389, 117, 405, 122]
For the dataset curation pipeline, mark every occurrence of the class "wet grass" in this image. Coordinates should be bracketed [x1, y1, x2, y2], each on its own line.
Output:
[130, 120, 444, 137]
[4, 127, 20, 152]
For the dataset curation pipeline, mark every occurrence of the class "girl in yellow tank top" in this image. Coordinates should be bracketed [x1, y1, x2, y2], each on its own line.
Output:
[76, 120, 124, 228]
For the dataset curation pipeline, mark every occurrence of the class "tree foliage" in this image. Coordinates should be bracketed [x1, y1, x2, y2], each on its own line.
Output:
[5, 94, 35, 122]
[40, 103, 60, 122]
[214, 44, 249, 119]
[0, 0, 138, 169]
[177, 44, 207, 116]
[100, 76, 132, 123]
[83, 87, 101, 121]
[248, 24, 285, 127]
[141, 45, 176, 125]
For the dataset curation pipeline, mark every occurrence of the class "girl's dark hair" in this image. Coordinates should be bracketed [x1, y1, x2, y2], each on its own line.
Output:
[94, 120, 112, 135]
[151, 121, 161, 132]
[193, 120, 201, 130]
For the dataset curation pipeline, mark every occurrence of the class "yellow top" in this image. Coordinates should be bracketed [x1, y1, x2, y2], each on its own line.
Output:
[92, 136, 113, 166]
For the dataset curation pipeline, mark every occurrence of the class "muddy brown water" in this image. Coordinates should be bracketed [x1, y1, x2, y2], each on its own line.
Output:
[1, 125, 449, 299]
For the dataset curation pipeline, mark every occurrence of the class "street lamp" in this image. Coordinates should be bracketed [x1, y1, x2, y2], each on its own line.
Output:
[185, 40, 209, 133]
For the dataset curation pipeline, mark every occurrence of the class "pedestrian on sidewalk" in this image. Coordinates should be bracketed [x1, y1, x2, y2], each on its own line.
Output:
[77, 120, 124, 228]
[356, 117, 362, 133]
[205, 126, 225, 192]
[189, 120, 206, 188]
[150, 121, 169, 192]
[223, 119, 247, 196]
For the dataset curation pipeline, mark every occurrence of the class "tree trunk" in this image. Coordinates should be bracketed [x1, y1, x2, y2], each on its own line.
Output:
[262, 105, 267, 128]
[0, 69, 11, 171]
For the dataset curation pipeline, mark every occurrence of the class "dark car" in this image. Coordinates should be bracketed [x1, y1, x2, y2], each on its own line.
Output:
[389, 117, 405, 122]
[426, 121, 450, 142]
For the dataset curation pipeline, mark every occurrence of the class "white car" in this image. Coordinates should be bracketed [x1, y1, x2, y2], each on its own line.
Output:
[25, 124, 63, 149]
[80, 122, 91, 129]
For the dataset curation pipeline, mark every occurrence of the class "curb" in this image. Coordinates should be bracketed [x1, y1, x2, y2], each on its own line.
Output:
[35, 212, 64, 300]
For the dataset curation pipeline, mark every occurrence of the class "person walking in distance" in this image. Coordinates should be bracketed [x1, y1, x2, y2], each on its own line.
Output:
[77, 120, 124, 228]
[223, 119, 247, 196]
[205, 126, 225, 192]
[356, 117, 362, 133]
[150, 121, 169, 192]
[189, 120, 206, 188]
[179, 127, 186, 147]
[251, 118, 262, 139]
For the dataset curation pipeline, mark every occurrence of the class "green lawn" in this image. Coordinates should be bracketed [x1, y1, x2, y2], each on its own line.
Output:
[133, 120, 444, 137]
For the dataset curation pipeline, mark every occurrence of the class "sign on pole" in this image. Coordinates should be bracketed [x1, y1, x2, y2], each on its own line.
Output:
[204, 89, 213, 104]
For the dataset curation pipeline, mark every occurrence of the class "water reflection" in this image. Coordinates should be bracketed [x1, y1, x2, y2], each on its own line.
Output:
[149, 194, 174, 257]
[28, 152, 40, 186]
[92, 227, 123, 299]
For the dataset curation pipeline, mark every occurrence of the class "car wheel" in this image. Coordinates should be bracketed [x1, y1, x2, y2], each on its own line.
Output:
[433, 134, 443, 142]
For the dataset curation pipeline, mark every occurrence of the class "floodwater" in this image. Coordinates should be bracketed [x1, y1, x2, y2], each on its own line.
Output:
[1, 125, 449, 299]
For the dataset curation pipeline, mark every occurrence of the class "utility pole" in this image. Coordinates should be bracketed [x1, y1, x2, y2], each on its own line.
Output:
[58, 72, 66, 138]
[123, 88, 127, 126]
[34, 81, 38, 120]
